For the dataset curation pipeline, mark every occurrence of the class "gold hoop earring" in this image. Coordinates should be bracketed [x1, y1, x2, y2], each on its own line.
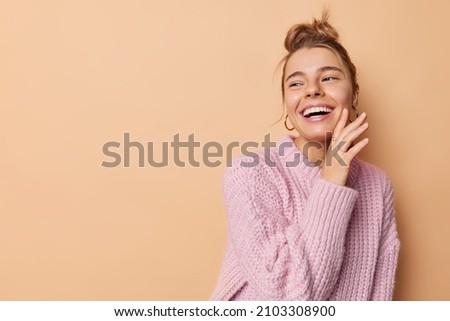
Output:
[284, 114, 294, 131]
[348, 106, 359, 123]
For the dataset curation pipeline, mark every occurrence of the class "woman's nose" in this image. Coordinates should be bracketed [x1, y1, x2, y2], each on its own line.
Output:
[305, 82, 323, 98]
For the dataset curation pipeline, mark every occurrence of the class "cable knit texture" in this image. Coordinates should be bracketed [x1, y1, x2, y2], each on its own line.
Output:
[210, 135, 400, 301]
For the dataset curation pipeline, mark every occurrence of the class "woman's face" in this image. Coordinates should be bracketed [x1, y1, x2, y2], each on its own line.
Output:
[284, 47, 358, 143]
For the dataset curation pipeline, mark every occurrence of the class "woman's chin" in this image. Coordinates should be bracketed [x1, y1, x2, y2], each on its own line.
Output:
[301, 128, 334, 143]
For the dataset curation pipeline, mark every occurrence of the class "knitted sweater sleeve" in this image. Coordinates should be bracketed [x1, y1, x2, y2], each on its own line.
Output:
[369, 176, 400, 300]
[224, 158, 358, 300]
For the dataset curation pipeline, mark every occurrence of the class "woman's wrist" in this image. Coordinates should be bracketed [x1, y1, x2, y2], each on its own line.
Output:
[320, 170, 347, 187]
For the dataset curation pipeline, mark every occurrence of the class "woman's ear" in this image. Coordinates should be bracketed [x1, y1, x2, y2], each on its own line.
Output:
[352, 87, 359, 107]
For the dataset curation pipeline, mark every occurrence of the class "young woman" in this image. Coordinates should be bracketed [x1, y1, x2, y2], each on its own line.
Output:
[210, 12, 400, 300]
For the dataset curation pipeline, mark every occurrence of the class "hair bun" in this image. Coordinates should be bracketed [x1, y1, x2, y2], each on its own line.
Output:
[284, 10, 340, 53]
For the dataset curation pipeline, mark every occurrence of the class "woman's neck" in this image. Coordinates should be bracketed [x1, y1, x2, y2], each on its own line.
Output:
[294, 135, 329, 167]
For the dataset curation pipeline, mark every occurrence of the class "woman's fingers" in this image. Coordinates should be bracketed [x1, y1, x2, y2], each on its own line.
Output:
[338, 111, 367, 140]
[321, 108, 369, 186]
[332, 108, 348, 140]
[344, 137, 369, 161]
[340, 122, 369, 151]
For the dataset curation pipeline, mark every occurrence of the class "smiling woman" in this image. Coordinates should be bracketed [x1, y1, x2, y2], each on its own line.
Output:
[210, 10, 400, 301]
[284, 47, 360, 167]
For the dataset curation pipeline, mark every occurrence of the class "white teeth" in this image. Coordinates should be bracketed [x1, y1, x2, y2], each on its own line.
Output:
[302, 106, 334, 117]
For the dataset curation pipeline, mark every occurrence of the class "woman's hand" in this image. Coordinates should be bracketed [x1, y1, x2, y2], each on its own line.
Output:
[320, 108, 369, 186]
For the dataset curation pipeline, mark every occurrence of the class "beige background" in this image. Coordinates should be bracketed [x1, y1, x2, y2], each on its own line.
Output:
[1, 0, 449, 300]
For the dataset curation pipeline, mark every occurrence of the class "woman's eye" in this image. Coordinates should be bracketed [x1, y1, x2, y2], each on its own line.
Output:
[322, 76, 337, 81]
[289, 82, 303, 87]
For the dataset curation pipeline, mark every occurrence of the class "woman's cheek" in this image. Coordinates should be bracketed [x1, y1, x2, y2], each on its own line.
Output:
[285, 94, 302, 113]
[330, 86, 353, 107]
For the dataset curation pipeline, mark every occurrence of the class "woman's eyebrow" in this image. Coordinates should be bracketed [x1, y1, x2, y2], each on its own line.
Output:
[319, 66, 343, 73]
[285, 66, 344, 83]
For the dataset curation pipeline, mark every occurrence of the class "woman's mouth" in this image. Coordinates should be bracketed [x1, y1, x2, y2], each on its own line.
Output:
[300, 106, 334, 122]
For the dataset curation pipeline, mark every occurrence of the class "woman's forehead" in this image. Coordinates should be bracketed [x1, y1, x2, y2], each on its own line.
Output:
[285, 47, 344, 73]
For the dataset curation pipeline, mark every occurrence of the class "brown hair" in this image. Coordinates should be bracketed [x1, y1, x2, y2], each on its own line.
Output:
[279, 10, 359, 101]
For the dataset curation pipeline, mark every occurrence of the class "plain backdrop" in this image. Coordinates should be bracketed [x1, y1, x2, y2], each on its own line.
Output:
[1, 0, 449, 300]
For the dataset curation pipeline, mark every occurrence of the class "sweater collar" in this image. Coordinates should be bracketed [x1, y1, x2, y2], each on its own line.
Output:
[276, 135, 360, 188]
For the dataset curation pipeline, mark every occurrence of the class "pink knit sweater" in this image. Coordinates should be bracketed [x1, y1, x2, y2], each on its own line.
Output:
[210, 135, 400, 301]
